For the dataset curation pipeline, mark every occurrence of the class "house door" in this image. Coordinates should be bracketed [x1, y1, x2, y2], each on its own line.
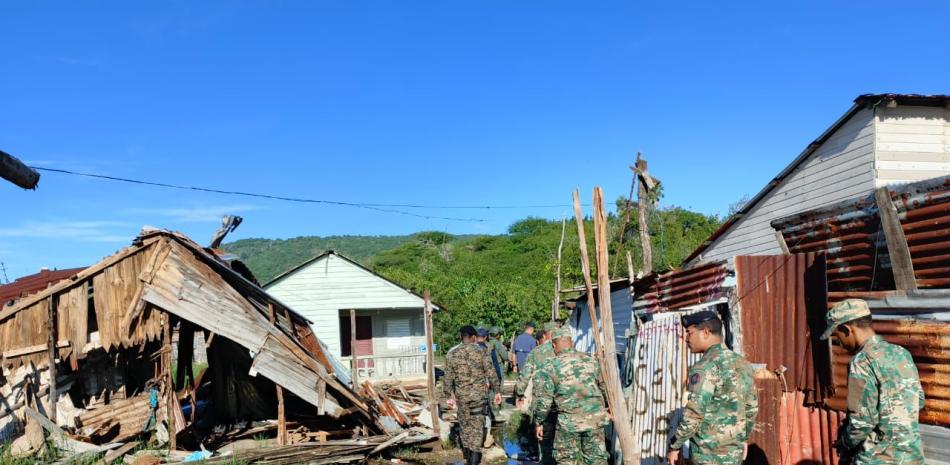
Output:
[340, 315, 374, 369]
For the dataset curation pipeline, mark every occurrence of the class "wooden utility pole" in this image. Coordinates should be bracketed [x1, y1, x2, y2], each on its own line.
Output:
[268, 303, 288, 445]
[552, 218, 566, 321]
[0, 149, 40, 189]
[47, 294, 57, 423]
[423, 291, 440, 437]
[350, 309, 359, 388]
[634, 153, 653, 274]
[592, 187, 639, 465]
[572, 191, 605, 361]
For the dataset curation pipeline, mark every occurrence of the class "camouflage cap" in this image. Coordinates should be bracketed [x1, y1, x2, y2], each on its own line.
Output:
[552, 327, 573, 340]
[489, 326, 501, 335]
[542, 321, 558, 332]
[820, 299, 871, 340]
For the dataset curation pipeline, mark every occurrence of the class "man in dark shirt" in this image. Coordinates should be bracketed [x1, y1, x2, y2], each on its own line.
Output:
[513, 321, 538, 373]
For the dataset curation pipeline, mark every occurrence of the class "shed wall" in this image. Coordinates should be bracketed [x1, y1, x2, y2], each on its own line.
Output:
[875, 105, 950, 186]
[266, 254, 426, 356]
[570, 287, 632, 356]
[692, 108, 876, 264]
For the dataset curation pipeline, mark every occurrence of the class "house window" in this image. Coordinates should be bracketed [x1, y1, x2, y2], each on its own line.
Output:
[386, 317, 411, 350]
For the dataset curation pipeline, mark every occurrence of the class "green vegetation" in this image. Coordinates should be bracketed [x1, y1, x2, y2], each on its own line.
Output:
[222, 235, 417, 284]
[225, 198, 721, 352]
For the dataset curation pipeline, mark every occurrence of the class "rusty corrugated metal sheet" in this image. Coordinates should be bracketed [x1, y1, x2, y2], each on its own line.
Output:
[779, 391, 844, 465]
[748, 372, 783, 465]
[771, 197, 893, 293]
[772, 174, 950, 292]
[633, 261, 729, 314]
[890, 176, 950, 289]
[0, 267, 86, 305]
[749, 372, 843, 465]
[626, 311, 703, 464]
[736, 254, 833, 400]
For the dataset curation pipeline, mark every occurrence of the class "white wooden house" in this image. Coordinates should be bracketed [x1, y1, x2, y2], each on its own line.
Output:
[265, 251, 437, 380]
[686, 93, 950, 266]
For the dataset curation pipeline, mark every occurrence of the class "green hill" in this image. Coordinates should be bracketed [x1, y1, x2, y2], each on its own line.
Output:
[222, 235, 415, 283]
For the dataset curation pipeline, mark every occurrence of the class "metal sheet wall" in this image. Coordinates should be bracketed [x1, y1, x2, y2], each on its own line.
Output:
[748, 371, 843, 465]
[772, 174, 950, 292]
[626, 311, 703, 465]
[890, 176, 950, 289]
[735, 254, 833, 400]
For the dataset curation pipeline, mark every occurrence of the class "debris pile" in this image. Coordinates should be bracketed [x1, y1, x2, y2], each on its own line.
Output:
[0, 229, 438, 464]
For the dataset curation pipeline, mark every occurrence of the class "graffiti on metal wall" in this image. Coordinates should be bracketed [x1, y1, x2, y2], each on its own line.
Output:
[627, 312, 703, 465]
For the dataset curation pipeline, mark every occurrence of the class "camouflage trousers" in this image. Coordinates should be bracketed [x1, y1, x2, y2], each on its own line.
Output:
[554, 427, 608, 465]
[457, 400, 487, 451]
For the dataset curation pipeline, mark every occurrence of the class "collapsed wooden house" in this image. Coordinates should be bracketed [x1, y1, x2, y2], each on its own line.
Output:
[0, 228, 423, 460]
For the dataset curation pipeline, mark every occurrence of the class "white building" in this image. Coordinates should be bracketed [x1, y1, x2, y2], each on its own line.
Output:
[687, 93, 950, 265]
[265, 251, 437, 380]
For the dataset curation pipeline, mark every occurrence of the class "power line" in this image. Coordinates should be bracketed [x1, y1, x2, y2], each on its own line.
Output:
[33, 167, 576, 216]
[33, 167, 500, 222]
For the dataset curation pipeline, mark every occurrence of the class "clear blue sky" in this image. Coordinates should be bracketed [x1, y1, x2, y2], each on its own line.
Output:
[1, 1, 948, 279]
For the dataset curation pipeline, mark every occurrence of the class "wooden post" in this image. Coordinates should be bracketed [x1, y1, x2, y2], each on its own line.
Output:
[572, 191, 606, 365]
[47, 294, 57, 423]
[350, 309, 359, 388]
[0, 149, 40, 189]
[875, 187, 918, 290]
[635, 153, 653, 274]
[423, 291, 440, 437]
[268, 303, 288, 445]
[775, 230, 791, 255]
[552, 218, 566, 321]
[592, 187, 639, 465]
[162, 312, 177, 450]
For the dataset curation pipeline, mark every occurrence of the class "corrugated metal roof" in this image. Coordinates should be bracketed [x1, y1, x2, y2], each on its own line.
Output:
[0, 267, 85, 305]
[736, 254, 833, 400]
[632, 261, 730, 314]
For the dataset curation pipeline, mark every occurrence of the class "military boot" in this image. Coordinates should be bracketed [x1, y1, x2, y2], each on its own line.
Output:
[468, 450, 482, 465]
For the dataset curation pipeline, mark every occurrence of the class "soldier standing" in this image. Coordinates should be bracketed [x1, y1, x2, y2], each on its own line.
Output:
[516, 321, 558, 464]
[668, 310, 757, 465]
[821, 299, 925, 465]
[489, 327, 509, 373]
[444, 325, 502, 465]
[532, 327, 609, 465]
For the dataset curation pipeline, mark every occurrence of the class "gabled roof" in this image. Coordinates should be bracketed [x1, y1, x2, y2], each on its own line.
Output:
[265, 250, 441, 311]
[684, 93, 950, 265]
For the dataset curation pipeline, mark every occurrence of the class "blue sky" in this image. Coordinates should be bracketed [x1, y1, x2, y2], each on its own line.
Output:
[1, 1, 948, 279]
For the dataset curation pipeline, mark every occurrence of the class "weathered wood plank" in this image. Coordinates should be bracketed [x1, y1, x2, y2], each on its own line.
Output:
[875, 186, 918, 290]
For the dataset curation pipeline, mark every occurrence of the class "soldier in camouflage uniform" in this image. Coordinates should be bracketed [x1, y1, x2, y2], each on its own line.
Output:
[669, 310, 757, 465]
[516, 321, 558, 464]
[533, 327, 609, 465]
[444, 325, 502, 465]
[821, 299, 925, 465]
[489, 327, 509, 373]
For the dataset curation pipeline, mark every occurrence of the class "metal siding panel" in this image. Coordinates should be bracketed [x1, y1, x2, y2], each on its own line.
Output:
[736, 254, 832, 399]
[627, 311, 703, 464]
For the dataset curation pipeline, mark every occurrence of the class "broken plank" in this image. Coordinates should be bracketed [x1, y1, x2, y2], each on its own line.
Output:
[3, 341, 70, 359]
